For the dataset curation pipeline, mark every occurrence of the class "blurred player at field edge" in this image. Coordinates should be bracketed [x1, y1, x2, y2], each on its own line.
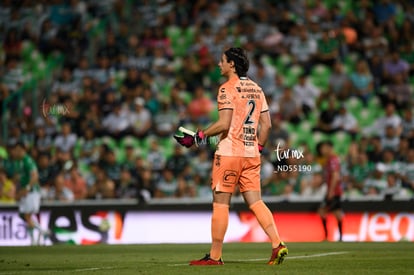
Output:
[317, 140, 344, 241]
[4, 142, 50, 245]
[176, 48, 288, 265]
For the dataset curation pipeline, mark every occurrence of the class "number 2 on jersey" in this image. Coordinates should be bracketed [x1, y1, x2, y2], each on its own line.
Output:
[244, 100, 256, 125]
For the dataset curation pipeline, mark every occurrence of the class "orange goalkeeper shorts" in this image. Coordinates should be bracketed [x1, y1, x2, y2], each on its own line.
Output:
[211, 155, 261, 193]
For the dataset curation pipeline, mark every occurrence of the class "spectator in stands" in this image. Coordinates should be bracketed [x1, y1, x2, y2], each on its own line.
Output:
[382, 73, 412, 109]
[129, 97, 152, 138]
[0, 168, 15, 203]
[155, 168, 181, 198]
[300, 169, 326, 199]
[260, 150, 275, 187]
[2, 28, 22, 59]
[98, 31, 121, 67]
[187, 86, 213, 124]
[345, 151, 372, 197]
[362, 27, 388, 60]
[401, 148, 414, 192]
[401, 47, 414, 78]
[176, 166, 197, 198]
[165, 145, 190, 177]
[79, 102, 102, 136]
[51, 66, 80, 99]
[373, 0, 397, 25]
[137, 162, 155, 201]
[121, 143, 138, 172]
[293, 73, 320, 117]
[127, 44, 153, 72]
[153, 100, 178, 137]
[37, 152, 59, 196]
[402, 108, 414, 138]
[331, 105, 359, 137]
[371, 103, 403, 136]
[64, 163, 87, 200]
[78, 128, 100, 165]
[116, 168, 137, 199]
[383, 51, 410, 83]
[120, 67, 142, 103]
[279, 86, 302, 124]
[315, 28, 339, 67]
[262, 170, 291, 196]
[73, 57, 91, 84]
[268, 114, 290, 148]
[380, 125, 400, 152]
[326, 61, 350, 100]
[89, 167, 115, 199]
[101, 150, 122, 184]
[90, 52, 115, 88]
[192, 149, 212, 185]
[368, 54, 385, 93]
[395, 137, 410, 162]
[102, 101, 130, 138]
[382, 172, 404, 199]
[380, 149, 400, 174]
[349, 59, 374, 105]
[367, 136, 384, 164]
[54, 122, 77, 153]
[363, 163, 387, 196]
[38, 18, 59, 56]
[290, 25, 317, 73]
[147, 138, 166, 180]
[2, 56, 23, 94]
[34, 126, 53, 155]
[46, 173, 74, 202]
[248, 57, 276, 96]
[313, 96, 338, 134]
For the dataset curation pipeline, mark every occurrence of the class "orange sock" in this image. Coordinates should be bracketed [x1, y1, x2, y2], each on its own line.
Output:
[209, 203, 229, 260]
[250, 200, 281, 248]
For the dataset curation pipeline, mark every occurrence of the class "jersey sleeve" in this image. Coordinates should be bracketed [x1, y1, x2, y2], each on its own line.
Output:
[25, 156, 38, 174]
[217, 84, 235, 111]
[329, 156, 340, 172]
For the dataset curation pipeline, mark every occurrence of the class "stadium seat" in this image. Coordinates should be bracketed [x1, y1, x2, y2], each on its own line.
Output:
[333, 131, 352, 155]
[310, 64, 331, 90]
[345, 97, 363, 113]
[274, 54, 292, 74]
[158, 136, 174, 158]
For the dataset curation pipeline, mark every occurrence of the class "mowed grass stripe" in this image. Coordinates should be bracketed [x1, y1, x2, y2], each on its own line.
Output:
[0, 243, 413, 274]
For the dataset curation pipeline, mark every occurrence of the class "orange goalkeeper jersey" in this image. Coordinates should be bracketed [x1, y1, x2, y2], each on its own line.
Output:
[215, 76, 269, 157]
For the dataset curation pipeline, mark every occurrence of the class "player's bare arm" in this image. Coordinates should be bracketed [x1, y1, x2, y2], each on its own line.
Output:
[327, 170, 339, 200]
[203, 109, 233, 137]
[258, 110, 271, 147]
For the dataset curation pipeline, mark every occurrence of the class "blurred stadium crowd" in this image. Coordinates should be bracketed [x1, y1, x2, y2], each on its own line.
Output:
[0, 0, 414, 203]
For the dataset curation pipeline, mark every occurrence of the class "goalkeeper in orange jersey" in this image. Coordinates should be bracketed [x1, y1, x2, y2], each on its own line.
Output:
[174, 47, 288, 265]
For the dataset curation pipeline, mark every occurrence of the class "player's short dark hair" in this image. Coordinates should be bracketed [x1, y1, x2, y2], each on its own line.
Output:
[224, 47, 249, 77]
[316, 140, 333, 156]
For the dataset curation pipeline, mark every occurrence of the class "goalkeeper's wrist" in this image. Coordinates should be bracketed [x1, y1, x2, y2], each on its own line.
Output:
[258, 144, 264, 152]
[197, 130, 205, 139]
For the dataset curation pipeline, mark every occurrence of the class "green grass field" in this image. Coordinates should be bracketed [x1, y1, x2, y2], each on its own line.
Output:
[1, 242, 413, 274]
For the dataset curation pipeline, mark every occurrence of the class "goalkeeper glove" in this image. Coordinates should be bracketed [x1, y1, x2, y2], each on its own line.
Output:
[174, 127, 205, 148]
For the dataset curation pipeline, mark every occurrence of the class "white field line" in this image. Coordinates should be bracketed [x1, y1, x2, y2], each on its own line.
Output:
[73, 267, 114, 272]
[167, 251, 349, 267]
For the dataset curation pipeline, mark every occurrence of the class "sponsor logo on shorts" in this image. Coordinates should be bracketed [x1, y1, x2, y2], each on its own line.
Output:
[223, 170, 237, 184]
